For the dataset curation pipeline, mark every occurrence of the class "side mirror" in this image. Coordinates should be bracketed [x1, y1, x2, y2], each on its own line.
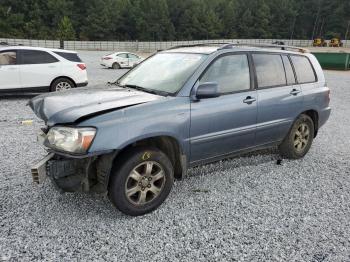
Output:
[196, 82, 220, 99]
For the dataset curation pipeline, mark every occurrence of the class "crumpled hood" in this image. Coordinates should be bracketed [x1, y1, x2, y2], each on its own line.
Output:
[29, 85, 162, 125]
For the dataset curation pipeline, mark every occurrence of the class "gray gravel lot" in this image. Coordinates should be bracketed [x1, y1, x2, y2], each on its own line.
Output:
[1, 51, 350, 261]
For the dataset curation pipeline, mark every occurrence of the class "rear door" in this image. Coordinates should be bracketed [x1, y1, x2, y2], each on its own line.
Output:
[253, 53, 303, 145]
[18, 49, 60, 89]
[117, 53, 130, 67]
[0, 50, 21, 90]
[128, 53, 141, 67]
[190, 53, 257, 162]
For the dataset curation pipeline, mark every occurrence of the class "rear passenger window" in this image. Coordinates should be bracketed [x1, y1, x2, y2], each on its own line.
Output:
[200, 54, 250, 93]
[290, 56, 316, 83]
[128, 54, 137, 59]
[282, 56, 296, 85]
[54, 52, 82, 62]
[118, 53, 128, 58]
[253, 54, 286, 88]
[20, 50, 58, 64]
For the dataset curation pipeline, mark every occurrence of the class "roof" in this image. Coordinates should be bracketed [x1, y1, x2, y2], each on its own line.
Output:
[0, 46, 77, 53]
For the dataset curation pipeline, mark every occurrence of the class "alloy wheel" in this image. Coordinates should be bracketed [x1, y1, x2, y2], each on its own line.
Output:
[55, 82, 72, 91]
[294, 123, 310, 152]
[125, 161, 166, 206]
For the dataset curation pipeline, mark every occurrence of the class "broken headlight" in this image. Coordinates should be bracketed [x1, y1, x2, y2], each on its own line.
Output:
[45, 127, 96, 154]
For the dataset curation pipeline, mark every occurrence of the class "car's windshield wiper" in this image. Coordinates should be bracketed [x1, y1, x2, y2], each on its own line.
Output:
[107, 81, 120, 86]
[121, 84, 170, 96]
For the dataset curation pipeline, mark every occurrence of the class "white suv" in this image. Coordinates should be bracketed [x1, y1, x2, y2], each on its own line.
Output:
[0, 46, 88, 92]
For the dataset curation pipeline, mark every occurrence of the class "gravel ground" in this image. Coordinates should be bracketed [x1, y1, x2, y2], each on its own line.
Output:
[1, 52, 350, 261]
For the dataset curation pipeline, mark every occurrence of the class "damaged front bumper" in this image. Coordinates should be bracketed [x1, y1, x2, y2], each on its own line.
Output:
[30, 151, 116, 193]
[31, 153, 54, 184]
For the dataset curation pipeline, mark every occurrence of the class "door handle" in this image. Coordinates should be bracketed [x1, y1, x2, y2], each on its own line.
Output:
[243, 96, 256, 104]
[290, 89, 301, 96]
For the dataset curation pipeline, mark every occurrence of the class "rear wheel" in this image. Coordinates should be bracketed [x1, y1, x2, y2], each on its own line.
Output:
[108, 147, 174, 216]
[50, 78, 74, 92]
[112, 62, 121, 69]
[279, 114, 314, 159]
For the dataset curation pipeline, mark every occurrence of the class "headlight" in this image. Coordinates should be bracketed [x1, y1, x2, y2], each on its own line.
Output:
[45, 127, 96, 154]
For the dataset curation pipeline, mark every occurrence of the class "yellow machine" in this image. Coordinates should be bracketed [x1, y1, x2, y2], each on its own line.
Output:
[313, 38, 327, 47]
[328, 38, 343, 47]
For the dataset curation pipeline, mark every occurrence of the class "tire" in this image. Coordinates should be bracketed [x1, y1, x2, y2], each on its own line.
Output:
[108, 147, 174, 216]
[279, 114, 314, 159]
[112, 62, 121, 69]
[50, 78, 75, 92]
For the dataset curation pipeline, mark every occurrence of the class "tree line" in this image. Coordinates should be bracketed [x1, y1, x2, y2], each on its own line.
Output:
[0, 0, 349, 41]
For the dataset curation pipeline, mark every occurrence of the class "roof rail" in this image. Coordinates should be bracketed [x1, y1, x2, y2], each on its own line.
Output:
[218, 43, 309, 53]
[166, 42, 231, 51]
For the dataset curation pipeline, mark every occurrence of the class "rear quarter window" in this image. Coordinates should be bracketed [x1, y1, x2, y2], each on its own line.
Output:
[290, 55, 316, 83]
[54, 52, 82, 62]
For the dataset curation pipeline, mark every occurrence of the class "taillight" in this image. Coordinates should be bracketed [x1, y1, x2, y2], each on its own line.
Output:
[103, 57, 112, 60]
[77, 64, 86, 70]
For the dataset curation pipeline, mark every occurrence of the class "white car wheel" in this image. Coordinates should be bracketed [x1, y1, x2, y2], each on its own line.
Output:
[51, 78, 75, 92]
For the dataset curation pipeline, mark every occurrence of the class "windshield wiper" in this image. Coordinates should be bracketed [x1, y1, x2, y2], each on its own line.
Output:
[121, 84, 169, 96]
[107, 81, 121, 86]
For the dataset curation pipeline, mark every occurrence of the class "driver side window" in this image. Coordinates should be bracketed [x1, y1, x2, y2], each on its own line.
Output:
[200, 54, 250, 94]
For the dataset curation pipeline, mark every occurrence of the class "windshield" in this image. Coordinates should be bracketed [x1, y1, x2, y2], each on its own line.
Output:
[118, 53, 207, 95]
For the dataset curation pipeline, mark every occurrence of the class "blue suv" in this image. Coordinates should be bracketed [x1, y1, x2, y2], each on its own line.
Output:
[30, 44, 331, 216]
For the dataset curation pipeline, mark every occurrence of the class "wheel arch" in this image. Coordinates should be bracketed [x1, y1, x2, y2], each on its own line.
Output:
[112, 62, 121, 69]
[112, 135, 187, 181]
[300, 109, 319, 137]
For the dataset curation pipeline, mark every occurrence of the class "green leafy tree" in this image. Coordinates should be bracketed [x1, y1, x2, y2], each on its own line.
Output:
[216, 0, 239, 38]
[81, 0, 117, 40]
[236, 0, 271, 38]
[136, 0, 175, 40]
[57, 16, 76, 40]
[0, 0, 350, 41]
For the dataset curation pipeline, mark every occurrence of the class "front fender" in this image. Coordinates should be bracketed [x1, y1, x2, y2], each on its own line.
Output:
[79, 97, 191, 157]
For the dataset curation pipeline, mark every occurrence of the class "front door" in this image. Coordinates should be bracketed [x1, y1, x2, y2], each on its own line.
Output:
[0, 50, 21, 90]
[190, 53, 257, 163]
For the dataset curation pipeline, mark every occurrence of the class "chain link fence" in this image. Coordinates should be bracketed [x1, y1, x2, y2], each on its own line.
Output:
[1, 38, 349, 52]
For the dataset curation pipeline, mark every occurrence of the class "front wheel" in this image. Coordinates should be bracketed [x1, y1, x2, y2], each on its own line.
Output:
[279, 114, 314, 159]
[108, 147, 174, 216]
